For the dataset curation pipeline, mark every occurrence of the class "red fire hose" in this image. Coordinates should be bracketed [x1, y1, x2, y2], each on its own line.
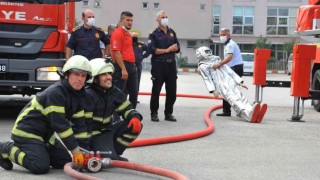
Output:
[130, 104, 221, 147]
[64, 92, 221, 179]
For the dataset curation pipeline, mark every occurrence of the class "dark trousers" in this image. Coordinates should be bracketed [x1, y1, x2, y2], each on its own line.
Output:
[150, 60, 177, 115]
[223, 64, 244, 113]
[113, 61, 138, 108]
[136, 63, 142, 92]
[6, 139, 71, 174]
[91, 120, 141, 158]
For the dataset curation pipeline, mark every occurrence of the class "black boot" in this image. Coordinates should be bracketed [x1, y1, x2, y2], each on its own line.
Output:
[165, 114, 177, 122]
[0, 141, 13, 170]
[216, 112, 231, 116]
[151, 113, 159, 122]
[117, 155, 129, 162]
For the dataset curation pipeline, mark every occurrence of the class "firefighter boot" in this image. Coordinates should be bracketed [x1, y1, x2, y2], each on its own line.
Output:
[165, 114, 177, 122]
[151, 113, 159, 122]
[249, 103, 261, 123]
[0, 141, 13, 170]
[256, 103, 268, 123]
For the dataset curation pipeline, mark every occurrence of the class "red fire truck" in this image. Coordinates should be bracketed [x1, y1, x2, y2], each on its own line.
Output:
[295, 0, 320, 111]
[0, 0, 79, 96]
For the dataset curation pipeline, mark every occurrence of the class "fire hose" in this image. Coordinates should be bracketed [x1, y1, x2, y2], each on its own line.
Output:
[130, 92, 221, 147]
[64, 92, 221, 179]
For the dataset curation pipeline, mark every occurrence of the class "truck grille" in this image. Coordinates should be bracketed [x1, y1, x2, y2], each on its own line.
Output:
[0, 23, 56, 54]
[0, 38, 29, 47]
[0, 73, 29, 81]
[0, 23, 38, 33]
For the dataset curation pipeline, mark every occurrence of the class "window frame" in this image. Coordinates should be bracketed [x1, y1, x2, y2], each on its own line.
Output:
[212, 5, 221, 35]
[187, 40, 197, 48]
[142, 2, 148, 9]
[153, 2, 159, 9]
[232, 6, 254, 35]
[266, 7, 297, 36]
[94, 0, 101, 8]
[82, 0, 89, 7]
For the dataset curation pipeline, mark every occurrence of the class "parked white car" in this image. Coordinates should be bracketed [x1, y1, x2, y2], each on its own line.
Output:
[241, 53, 254, 75]
[287, 53, 293, 75]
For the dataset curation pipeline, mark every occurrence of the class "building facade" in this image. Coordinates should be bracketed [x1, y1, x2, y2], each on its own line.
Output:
[76, 0, 308, 66]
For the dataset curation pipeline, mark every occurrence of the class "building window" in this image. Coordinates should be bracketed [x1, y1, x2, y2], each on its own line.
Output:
[187, 40, 197, 48]
[83, 0, 89, 7]
[232, 6, 254, 35]
[200, 4, 206, 11]
[142, 2, 148, 9]
[267, 7, 297, 36]
[239, 44, 255, 53]
[94, 0, 101, 8]
[154, 2, 159, 9]
[212, 5, 221, 35]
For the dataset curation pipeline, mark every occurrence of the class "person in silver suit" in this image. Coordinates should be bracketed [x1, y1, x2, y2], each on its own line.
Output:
[197, 46, 266, 123]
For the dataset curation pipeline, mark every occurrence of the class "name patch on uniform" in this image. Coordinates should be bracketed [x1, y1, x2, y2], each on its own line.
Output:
[95, 33, 100, 39]
[113, 41, 118, 48]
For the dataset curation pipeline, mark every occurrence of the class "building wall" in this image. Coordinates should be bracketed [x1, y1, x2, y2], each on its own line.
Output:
[75, 0, 309, 64]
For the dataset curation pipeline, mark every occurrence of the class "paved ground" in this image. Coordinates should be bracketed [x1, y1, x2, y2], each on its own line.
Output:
[0, 71, 319, 180]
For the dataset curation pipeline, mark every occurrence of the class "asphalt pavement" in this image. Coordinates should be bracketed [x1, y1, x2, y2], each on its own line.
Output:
[0, 71, 319, 180]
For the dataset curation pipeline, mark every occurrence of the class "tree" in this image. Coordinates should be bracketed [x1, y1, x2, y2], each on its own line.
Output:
[255, 35, 272, 49]
[283, 38, 298, 60]
[175, 52, 188, 68]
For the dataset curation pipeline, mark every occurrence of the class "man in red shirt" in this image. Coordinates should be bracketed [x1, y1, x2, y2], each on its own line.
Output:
[110, 11, 138, 108]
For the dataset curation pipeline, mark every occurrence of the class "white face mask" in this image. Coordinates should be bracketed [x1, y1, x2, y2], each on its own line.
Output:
[220, 36, 228, 43]
[160, 18, 169, 27]
[86, 18, 95, 27]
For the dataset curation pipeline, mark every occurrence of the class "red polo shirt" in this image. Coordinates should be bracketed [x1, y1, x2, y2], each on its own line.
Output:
[110, 26, 135, 63]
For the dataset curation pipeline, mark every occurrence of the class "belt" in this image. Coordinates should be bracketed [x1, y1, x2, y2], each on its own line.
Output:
[123, 60, 135, 64]
[124, 61, 135, 65]
[231, 64, 243, 68]
[155, 58, 174, 63]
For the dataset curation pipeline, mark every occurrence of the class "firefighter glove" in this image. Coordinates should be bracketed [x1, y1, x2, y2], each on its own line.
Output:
[128, 117, 141, 133]
[71, 147, 84, 168]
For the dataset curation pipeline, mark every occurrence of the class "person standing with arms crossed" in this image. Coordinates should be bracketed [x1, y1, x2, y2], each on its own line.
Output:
[148, 10, 180, 122]
[212, 28, 244, 116]
[110, 11, 138, 108]
[66, 9, 110, 61]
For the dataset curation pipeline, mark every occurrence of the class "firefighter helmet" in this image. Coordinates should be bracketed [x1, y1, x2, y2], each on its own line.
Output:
[62, 55, 92, 76]
[196, 46, 213, 62]
[87, 58, 114, 83]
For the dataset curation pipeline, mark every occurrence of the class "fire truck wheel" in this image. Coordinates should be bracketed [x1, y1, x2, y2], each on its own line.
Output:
[312, 69, 320, 112]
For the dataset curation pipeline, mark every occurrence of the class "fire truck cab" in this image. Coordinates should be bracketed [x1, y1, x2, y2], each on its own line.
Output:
[0, 0, 78, 96]
[295, 0, 320, 111]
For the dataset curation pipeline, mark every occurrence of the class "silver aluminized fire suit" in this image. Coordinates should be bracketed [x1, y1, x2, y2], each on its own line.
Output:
[198, 55, 256, 121]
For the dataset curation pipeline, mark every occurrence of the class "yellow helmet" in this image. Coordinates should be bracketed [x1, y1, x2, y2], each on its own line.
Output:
[62, 55, 92, 76]
[87, 58, 114, 83]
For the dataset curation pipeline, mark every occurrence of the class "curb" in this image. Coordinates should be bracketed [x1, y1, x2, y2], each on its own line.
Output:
[178, 68, 288, 74]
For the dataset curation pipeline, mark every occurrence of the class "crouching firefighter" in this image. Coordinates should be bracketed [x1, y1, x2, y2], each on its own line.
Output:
[0, 55, 93, 174]
[86, 58, 143, 161]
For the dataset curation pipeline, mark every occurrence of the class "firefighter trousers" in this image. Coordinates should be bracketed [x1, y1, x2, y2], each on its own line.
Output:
[7, 139, 71, 174]
[91, 120, 140, 159]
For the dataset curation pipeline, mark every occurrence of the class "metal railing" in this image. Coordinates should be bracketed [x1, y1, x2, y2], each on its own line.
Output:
[267, 61, 288, 71]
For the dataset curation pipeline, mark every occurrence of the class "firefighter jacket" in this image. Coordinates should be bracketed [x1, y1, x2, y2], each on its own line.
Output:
[11, 79, 93, 151]
[85, 85, 142, 135]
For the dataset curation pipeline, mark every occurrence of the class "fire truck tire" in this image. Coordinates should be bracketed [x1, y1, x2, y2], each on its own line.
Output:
[312, 69, 320, 112]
